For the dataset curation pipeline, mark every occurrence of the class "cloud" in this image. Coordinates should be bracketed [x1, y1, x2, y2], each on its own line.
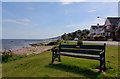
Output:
[62, 2, 72, 5]
[88, 9, 96, 12]
[65, 18, 105, 30]
[60, 0, 86, 5]
[2, 19, 38, 27]
[3, 19, 27, 25]
[21, 19, 30, 22]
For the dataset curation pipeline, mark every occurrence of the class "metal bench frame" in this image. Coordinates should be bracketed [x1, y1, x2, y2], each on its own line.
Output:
[52, 43, 106, 72]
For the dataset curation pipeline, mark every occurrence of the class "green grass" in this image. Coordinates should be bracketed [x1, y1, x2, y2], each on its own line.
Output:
[2, 42, 119, 78]
[26, 47, 37, 52]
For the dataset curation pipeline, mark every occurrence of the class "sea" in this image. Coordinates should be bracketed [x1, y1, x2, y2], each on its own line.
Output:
[0, 39, 57, 51]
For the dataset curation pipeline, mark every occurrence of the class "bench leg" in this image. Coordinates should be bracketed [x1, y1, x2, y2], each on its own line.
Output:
[52, 50, 55, 63]
[103, 58, 106, 71]
[103, 52, 106, 71]
[52, 57, 54, 63]
[100, 54, 103, 72]
[100, 59, 102, 72]
[58, 53, 61, 62]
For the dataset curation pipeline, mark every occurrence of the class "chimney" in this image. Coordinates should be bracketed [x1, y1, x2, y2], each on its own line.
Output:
[97, 23, 99, 28]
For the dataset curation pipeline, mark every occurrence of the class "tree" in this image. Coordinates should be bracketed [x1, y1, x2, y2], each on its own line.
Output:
[77, 30, 82, 34]
[61, 29, 90, 40]
[61, 33, 67, 40]
[72, 32, 77, 39]
[116, 27, 120, 34]
[116, 27, 120, 38]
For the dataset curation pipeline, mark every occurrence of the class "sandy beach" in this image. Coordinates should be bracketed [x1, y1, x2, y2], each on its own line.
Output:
[12, 45, 55, 55]
[0, 45, 55, 56]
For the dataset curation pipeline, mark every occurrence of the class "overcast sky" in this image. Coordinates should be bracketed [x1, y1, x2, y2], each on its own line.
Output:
[2, 2, 118, 39]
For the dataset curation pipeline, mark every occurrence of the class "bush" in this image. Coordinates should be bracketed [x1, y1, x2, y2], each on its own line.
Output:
[2, 54, 28, 63]
[82, 38, 87, 41]
[94, 35, 105, 41]
[77, 40, 83, 45]
[47, 41, 59, 45]
[2, 54, 12, 62]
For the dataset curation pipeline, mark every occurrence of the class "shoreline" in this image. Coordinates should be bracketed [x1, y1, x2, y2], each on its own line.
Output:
[13, 45, 55, 55]
[1, 39, 56, 52]
[1, 41, 56, 55]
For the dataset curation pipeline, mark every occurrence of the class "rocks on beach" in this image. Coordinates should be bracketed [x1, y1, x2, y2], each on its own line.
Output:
[12, 46, 55, 55]
[2, 41, 59, 56]
[0, 51, 3, 54]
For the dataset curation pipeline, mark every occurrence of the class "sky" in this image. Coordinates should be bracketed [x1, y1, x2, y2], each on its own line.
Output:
[2, 2, 118, 39]
[2, 0, 120, 2]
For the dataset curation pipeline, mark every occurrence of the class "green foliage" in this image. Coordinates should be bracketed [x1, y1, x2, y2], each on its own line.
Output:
[94, 35, 105, 41]
[47, 41, 59, 45]
[2, 43, 119, 78]
[116, 27, 120, 34]
[77, 40, 83, 45]
[115, 27, 120, 38]
[82, 29, 90, 35]
[61, 33, 67, 40]
[61, 29, 90, 40]
[2, 54, 12, 62]
[2, 54, 28, 63]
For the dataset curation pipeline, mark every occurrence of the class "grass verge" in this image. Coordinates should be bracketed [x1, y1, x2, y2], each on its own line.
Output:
[2, 42, 119, 78]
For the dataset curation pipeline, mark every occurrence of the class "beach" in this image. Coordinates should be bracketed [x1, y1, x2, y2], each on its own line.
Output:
[12, 45, 55, 55]
[1, 39, 57, 55]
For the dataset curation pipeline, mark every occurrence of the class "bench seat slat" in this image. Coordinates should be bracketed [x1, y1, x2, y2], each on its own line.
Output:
[60, 45, 104, 50]
[80, 45, 104, 50]
[61, 49, 101, 55]
[60, 53, 100, 60]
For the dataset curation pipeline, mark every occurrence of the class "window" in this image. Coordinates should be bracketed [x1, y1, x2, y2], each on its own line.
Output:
[106, 26, 110, 29]
[105, 32, 107, 36]
[108, 32, 110, 36]
[118, 22, 120, 27]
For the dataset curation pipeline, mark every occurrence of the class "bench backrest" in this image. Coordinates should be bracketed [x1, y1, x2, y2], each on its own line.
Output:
[59, 43, 106, 55]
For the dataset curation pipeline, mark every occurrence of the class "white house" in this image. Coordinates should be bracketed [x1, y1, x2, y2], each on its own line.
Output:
[90, 24, 104, 38]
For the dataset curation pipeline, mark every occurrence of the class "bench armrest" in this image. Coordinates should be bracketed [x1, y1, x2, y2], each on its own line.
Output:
[100, 50, 104, 55]
[51, 47, 59, 52]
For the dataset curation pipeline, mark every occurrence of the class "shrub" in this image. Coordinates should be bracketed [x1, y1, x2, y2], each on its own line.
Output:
[47, 41, 59, 45]
[2, 54, 28, 63]
[77, 40, 83, 45]
[94, 35, 105, 41]
[2, 54, 12, 62]
[57, 40, 60, 43]
[82, 38, 87, 41]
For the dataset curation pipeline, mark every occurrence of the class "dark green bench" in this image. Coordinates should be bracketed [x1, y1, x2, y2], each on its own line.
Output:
[52, 43, 106, 72]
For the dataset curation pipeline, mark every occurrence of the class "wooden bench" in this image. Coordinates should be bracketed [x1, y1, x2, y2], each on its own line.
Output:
[51, 43, 106, 72]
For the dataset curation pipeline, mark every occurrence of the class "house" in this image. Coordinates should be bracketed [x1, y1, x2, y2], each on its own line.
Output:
[90, 24, 104, 38]
[96, 25, 104, 35]
[115, 19, 120, 41]
[104, 17, 120, 41]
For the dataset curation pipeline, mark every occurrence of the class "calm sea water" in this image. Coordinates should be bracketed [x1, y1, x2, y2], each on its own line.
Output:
[1, 39, 57, 51]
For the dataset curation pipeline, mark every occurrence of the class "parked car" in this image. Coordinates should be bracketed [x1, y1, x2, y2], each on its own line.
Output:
[74, 38, 78, 41]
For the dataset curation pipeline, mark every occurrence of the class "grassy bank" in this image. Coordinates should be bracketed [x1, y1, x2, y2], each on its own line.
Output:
[2, 42, 119, 78]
